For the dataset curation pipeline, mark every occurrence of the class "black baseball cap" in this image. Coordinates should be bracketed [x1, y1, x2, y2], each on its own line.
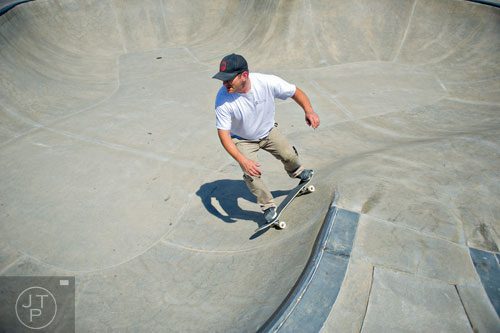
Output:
[212, 53, 248, 81]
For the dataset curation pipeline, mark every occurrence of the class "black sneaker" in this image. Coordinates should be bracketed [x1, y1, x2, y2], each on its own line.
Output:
[297, 169, 314, 182]
[263, 207, 277, 222]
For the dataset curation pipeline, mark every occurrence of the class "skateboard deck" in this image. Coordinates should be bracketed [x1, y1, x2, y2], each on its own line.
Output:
[254, 173, 315, 233]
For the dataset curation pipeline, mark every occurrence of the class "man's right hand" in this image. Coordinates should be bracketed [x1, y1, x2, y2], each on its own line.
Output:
[218, 129, 262, 176]
[240, 158, 262, 177]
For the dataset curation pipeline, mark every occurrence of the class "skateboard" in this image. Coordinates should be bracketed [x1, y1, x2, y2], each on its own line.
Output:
[254, 173, 315, 233]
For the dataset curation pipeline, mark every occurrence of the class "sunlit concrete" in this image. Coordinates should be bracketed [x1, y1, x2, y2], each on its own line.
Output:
[0, 0, 498, 331]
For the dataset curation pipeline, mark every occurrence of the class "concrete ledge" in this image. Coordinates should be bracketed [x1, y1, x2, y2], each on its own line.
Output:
[0, 0, 33, 16]
[467, 0, 500, 8]
[469, 247, 500, 316]
[258, 192, 360, 332]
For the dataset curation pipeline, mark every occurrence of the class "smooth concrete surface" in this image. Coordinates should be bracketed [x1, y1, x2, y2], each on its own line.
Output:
[0, 0, 499, 331]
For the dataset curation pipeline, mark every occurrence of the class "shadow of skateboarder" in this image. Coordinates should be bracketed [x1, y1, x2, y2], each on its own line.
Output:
[196, 179, 288, 225]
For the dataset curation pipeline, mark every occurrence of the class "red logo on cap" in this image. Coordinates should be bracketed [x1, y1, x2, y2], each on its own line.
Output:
[220, 61, 227, 72]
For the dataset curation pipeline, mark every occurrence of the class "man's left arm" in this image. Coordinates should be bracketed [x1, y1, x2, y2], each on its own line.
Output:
[291, 87, 320, 129]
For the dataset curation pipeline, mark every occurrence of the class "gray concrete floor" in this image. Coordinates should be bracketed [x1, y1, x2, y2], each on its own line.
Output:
[0, 0, 499, 332]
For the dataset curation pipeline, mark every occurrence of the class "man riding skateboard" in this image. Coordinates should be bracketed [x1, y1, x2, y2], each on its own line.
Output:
[212, 53, 320, 222]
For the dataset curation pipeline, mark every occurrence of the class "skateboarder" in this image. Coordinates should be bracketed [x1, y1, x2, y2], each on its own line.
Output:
[212, 53, 320, 222]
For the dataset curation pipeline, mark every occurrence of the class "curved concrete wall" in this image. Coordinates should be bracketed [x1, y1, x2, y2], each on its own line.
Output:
[1, 1, 498, 140]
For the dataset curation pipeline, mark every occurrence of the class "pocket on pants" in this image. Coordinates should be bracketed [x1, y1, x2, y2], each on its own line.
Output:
[243, 174, 254, 182]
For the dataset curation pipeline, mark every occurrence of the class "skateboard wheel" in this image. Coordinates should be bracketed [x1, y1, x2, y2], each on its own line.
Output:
[278, 221, 287, 229]
[308, 185, 315, 192]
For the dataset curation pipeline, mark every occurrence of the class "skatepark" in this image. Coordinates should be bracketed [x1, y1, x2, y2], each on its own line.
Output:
[0, 0, 499, 331]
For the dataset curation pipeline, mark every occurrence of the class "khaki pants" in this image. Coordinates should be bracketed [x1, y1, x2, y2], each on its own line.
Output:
[232, 126, 304, 211]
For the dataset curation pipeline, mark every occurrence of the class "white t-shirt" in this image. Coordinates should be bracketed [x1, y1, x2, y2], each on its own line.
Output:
[215, 73, 296, 140]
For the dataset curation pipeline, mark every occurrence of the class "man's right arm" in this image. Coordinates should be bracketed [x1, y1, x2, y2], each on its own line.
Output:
[217, 129, 261, 176]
